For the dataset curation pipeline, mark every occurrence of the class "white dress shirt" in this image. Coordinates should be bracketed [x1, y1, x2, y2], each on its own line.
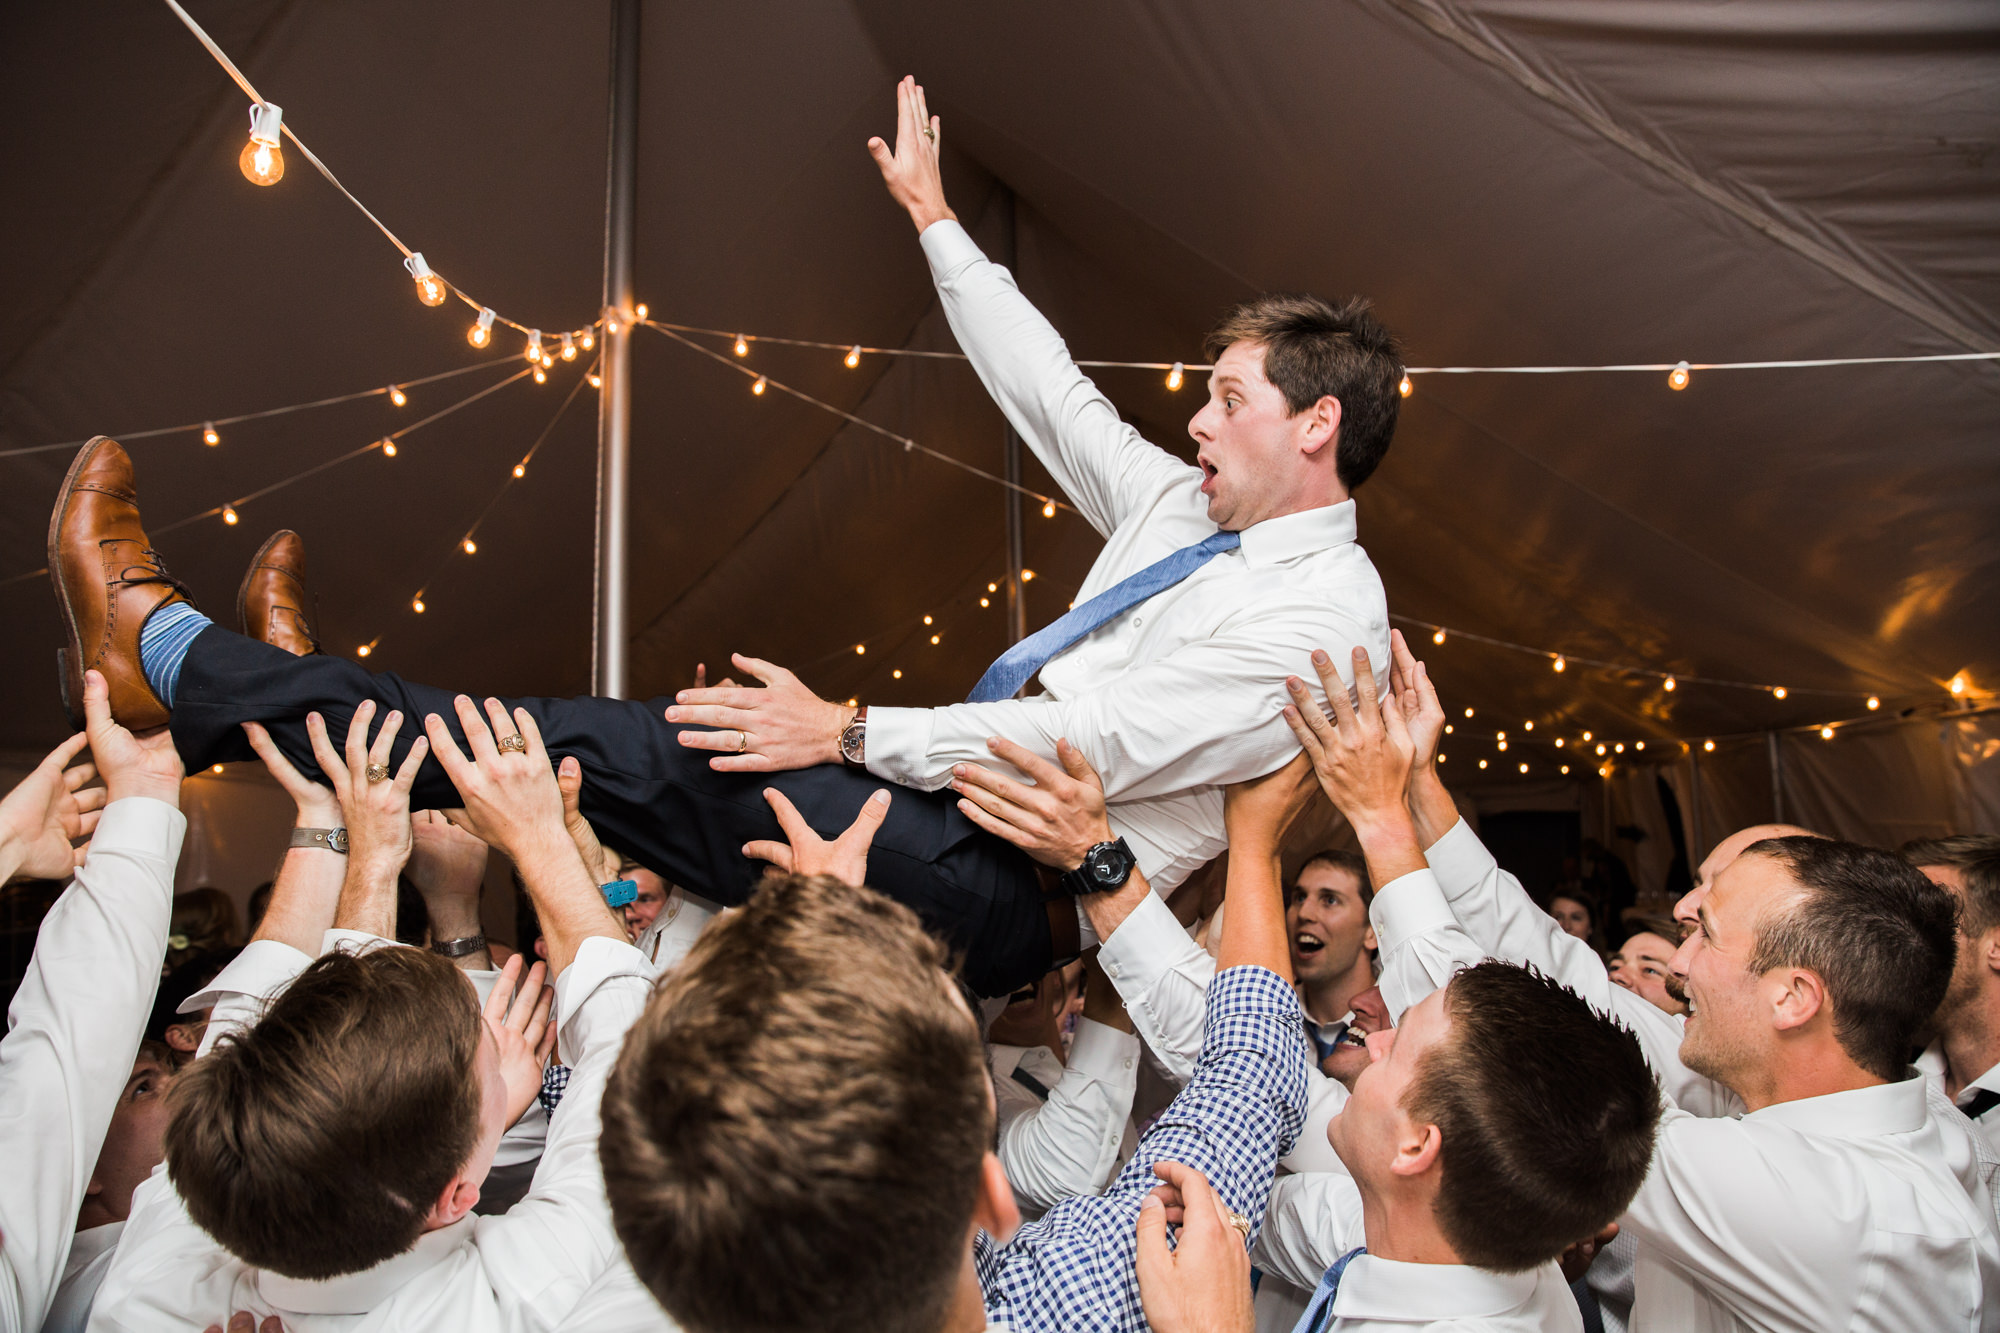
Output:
[1371, 832, 2000, 1333]
[1918, 1039, 2000, 1155]
[88, 929, 651, 1333]
[41, 1221, 123, 1333]
[865, 219, 1389, 894]
[554, 1260, 677, 1331]
[1096, 887, 1350, 1175]
[0, 797, 184, 1333]
[1254, 1171, 1582, 1332]
[989, 1019, 1141, 1217]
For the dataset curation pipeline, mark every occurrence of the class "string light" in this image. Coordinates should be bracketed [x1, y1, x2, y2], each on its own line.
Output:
[469, 308, 495, 347]
[1668, 360, 1691, 391]
[412, 596, 426, 614]
[1663, 675, 1676, 691]
[1497, 730, 1507, 741]
[923, 615, 934, 625]
[1613, 742, 1625, 753]
[1167, 362, 1184, 391]
[1445, 724, 1454, 734]
[221, 506, 238, 525]
[1518, 762, 1529, 774]
[1465, 707, 1475, 718]
[357, 640, 376, 658]
[1634, 741, 1645, 751]
[1398, 372, 1413, 398]
[527, 331, 544, 365]
[380, 437, 397, 457]
[845, 345, 862, 369]
[1498, 740, 1508, 752]
[461, 538, 477, 554]
[930, 634, 941, 645]
[388, 384, 407, 407]
[892, 669, 903, 679]
[1599, 765, 1611, 777]
[1820, 725, 1834, 740]
[1867, 696, 1881, 710]
[1951, 674, 1969, 696]
[405, 252, 447, 307]
[605, 316, 619, 336]
[855, 644, 866, 655]
[1560, 764, 1570, 774]
[1552, 655, 1567, 672]
[734, 334, 749, 357]
[560, 333, 577, 361]
[1438, 754, 1447, 763]
[1479, 759, 1488, 769]
[533, 365, 548, 384]
[1523, 720, 1533, 731]
[1432, 628, 1446, 645]
[979, 597, 990, 608]
[588, 373, 602, 388]
[1020, 569, 1036, 582]
[1043, 500, 1057, 518]
[752, 376, 767, 396]
[239, 102, 284, 185]
[988, 582, 999, 593]
[1554, 736, 1563, 747]
[513, 463, 525, 478]
[1703, 739, 1716, 751]
[203, 423, 220, 446]
[1596, 743, 1606, 755]
[580, 329, 595, 351]
[635, 303, 649, 321]
[1582, 731, 1593, 741]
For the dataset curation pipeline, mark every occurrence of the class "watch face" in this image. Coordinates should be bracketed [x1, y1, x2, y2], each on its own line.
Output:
[1087, 841, 1134, 885]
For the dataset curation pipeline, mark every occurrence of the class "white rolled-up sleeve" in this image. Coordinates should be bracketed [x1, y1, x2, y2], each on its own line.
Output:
[996, 1021, 1141, 1213]
[1252, 1172, 1366, 1293]
[0, 797, 184, 1333]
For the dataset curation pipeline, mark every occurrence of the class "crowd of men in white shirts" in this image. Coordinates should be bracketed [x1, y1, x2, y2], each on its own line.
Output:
[5, 73, 2000, 1333]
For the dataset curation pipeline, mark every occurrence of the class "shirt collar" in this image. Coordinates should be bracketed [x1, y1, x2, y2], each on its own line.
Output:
[1333, 1254, 1542, 1321]
[1917, 1039, 2000, 1102]
[1745, 1073, 1929, 1138]
[1234, 500, 1356, 568]
[256, 1214, 474, 1314]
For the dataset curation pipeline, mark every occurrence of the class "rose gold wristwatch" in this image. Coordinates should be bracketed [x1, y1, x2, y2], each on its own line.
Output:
[839, 706, 868, 768]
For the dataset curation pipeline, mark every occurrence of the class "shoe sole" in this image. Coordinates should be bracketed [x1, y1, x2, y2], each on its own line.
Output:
[237, 529, 296, 637]
[47, 436, 112, 731]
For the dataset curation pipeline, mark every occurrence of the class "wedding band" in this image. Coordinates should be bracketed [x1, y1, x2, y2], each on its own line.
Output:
[1225, 1210, 1252, 1242]
[734, 729, 748, 752]
[365, 763, 391, 783]
[497, 733, 527, 754]
[923, 125, 936, 143]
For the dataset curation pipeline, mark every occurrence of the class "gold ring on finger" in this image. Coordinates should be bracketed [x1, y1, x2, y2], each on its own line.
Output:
[497, 732, 527, 754]
[365, 763, 391, 783]
[923, 126, 936, 143]
[1226, 1210, 1252, 1242]
[735, 729, 749, 752]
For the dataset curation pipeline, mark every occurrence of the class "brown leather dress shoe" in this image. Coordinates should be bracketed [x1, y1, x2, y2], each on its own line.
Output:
[48, 437, 195, 731]
[237, 530, 321, 657]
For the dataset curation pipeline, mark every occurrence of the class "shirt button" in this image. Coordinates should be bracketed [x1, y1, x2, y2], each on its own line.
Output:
[1106, 961, 1122, 978]
[1132, 616, 1143, 627]
[1124, 1057, 1134, 1070]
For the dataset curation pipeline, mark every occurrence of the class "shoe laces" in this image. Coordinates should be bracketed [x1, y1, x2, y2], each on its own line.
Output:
[112, 545, 195, 603]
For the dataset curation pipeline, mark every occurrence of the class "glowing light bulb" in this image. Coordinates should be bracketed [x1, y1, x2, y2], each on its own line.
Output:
[513, 463, 525, 478]
[846, 698, 859, 708]
[1519, 763, 1528, 774]
[979, 597, 990, 608]
[212, 764, 225, 774]
[527, 330, 544, 364]
[1554, 736, 1563, 747]
[203, 423, 220, 446]
[1703, 739, 1715, 752]
[357, 643, 373, 658]
[1398, 372, 1413, 399]
[1043, 500, 1057, 518]
[1167, 362, 1184, 391]
[1552, 655, 1567, 672]
[1020, 569, 1036, 582]
[239, 102, 285, 185]
[734, 334, 749, 357]
[588, 373, 602, 388]
[1524, 720, 1534, 731]
[892, 668, 903, 679]
[533, 365, 548, 384]
[412, 597, 426, 614]
[930, 634, 941, 645]
[988, 582, 999, 593]
[1561, 764, 1570, 774]
[1445, 724, 1454, 734]
[560, 333, 576, 361]
[1772, 686, 1787, 699]
[1951, 674, 1969, 696]
[1497, 731, 1507, 741]
[855, 644, 866, 655]
[1634, 741, 1645, 751]
[1820, 725, 1834, 740]
[389, 384, 407, 407]
[1438, 754, 1447, 763]
[1663, 675, 1676, 691]
[1596, 743, 1606, 755]
[1498, 740, 1508, 752]
[752, 376, 767, 396]
[462, 538, 477, 554]
[469, 308, 495, 347]
[1614, 742, 1624, 753]
[606, 318, 619, 336]
[580, 329, 595, 351]
[845, 345, 862, 369]
[405, 252, 447, 306]
[1581, 730, 1592, 742]
[1479, 759, 1488, 770]
[1465, 707, 1475, 718]
[634, 303, 648, 321]
[1866, 695, 1880, 710]
[381, 438, 397, 457]
[222, 506, 239, 525]
[1432, 628, 1446, 645]
[1668, 360, 1690, 391]
[1599, 765, 1611, 778]
[923, 615, 934, 626]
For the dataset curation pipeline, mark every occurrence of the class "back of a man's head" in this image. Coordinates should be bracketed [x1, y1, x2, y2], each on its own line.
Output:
[164, 947, 483, 1279]
[1408, 962, 1662, 1272]
[1745, 836, 1960, 1078]
[1903, 834, 2000, 938]
[601, 873, 992, 1333]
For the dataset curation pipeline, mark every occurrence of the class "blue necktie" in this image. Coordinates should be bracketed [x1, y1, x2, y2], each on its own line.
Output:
[966, 530, 1241, 703]
[1293, 1247, 1366, 1333]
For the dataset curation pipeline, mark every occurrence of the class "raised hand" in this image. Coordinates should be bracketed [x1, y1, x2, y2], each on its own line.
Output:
[1387, 629, 1447, 770]
[1219, 752, 1318, 857]
[0, 731, 103, 882]
[744, 787, 890, 889]
[483, 953, 555, 1128]
[422, 697, 566, 864]
[666, 653, 852, 774]
[866, 75, 955, 233]
[307, 700, 427, 877]
[1283, 648, 1415, 832]
[1134, 1162, 1255, 1333]
[243, 720, 341, 828]
[952, 737, 1113, 870]
[554, 755, 620, 888]
[82, 668, 183, 807]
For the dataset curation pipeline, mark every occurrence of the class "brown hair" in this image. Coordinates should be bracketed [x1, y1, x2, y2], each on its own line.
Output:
[1902, 834, 2000, 938]
[1296, 848, 1374, 909]
[1203, 294, 1404, 491]
[167, 887, 241, 970]
[601, 873, 992, 1333]
[1747, 836, 1959, 1079]
[1404, 962, 1661, 1271]
[163, 947, 484, 1279]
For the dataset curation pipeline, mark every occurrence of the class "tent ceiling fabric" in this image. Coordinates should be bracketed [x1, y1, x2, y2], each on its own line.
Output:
[0, 2, 1993, 780]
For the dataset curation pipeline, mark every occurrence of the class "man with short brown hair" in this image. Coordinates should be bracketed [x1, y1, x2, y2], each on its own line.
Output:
[1905, 834, 2000, 1151]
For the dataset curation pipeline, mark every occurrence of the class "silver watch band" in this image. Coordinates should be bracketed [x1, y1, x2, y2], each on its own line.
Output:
[431, 935, 487, 958]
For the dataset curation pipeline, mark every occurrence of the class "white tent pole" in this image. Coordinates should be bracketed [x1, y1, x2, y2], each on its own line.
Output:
[592, 0, 640, 698]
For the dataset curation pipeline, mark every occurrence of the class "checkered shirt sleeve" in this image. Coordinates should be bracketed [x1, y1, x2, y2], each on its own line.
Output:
[975, 964, 1311, 1333]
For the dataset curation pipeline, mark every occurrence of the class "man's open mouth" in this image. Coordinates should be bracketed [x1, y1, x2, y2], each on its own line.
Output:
[1294, 932, 1325, 956]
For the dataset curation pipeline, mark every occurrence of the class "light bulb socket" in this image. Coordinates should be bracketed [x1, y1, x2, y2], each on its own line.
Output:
[527, 329, 544, 363]
[405, 251, 437, 283]
[247, 101, 284, 146]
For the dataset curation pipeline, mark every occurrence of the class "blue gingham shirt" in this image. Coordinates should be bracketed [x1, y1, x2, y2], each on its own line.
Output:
[975, 964, 1311, 1332]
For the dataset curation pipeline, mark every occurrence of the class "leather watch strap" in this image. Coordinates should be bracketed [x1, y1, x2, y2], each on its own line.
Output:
[289, 827, 348, 854]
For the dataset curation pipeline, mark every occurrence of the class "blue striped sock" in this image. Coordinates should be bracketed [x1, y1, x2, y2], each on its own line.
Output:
[137, 601, 212, 708]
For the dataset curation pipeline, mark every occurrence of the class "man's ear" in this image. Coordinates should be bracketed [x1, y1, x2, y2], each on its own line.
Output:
[971, 1151, 1020, 1244]
[1389, 1120, 1442, 1180]
[163, 1021, 204, 1055]
[1767, 967, 1826, 1034]
[424, 1175, 482, 1231]
[1298, 395, 1342, 457]
[1980, 928, 2000, 977]
[1362, 923, 1379, 954]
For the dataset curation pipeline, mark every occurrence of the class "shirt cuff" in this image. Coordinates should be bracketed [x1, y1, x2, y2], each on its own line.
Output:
[1423, 817, 1494, 904]
[1065, 1016, 1141, 1086]
[89, 796, 187, 862]
[180, 937, 312, 1014]
[918, 218, 985, 282]
[863, 705, 943, 790]
[1368, 867, 1461, 956]
[1098, 889, 1213, 997]
[554, 935, 653, 1066]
